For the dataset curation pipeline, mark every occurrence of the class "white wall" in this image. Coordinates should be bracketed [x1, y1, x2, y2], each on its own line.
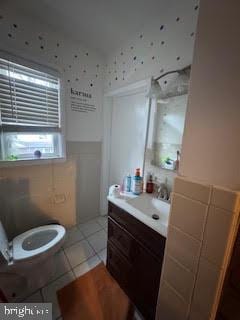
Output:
[180, 0, 240, 190]
[0, 4, 105, 142]
[104, 0, 199, 92]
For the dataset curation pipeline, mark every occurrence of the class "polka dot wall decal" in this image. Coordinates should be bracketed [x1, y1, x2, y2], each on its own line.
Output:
[176, 17, 180, 22]
[40, 45, 44, 49]
[152, 56, 155, 60]
[164, 80, 167, 84]
[160, 25, 164, 30]
[86, 52, 89, 56]
[90, 83, 93, 87]
[161, 41, 165, 45]
[74, 55, 78, 58]
[8, 33, 12, 38]
[177, 56, 180, 60]
[54, 55, 58, 58]
[133, 56, 137, 60]
[13, 23, 18, 28]
[25, 41, 29, 45]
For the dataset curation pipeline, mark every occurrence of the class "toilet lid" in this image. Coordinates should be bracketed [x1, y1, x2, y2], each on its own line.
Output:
[12, 225, 65, 262]
[0, 221, 10, 262]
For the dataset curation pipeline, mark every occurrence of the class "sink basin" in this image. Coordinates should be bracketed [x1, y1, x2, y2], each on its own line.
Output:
[126, 193, 170, 226]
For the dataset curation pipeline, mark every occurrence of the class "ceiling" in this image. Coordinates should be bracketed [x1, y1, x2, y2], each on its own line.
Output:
[3, 0, 174, 57]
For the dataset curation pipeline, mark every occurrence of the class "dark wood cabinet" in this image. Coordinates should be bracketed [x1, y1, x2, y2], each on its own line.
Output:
[107, 201, 166, 320]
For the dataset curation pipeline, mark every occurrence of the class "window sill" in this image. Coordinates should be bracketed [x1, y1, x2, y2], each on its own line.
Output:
[0, 156, 66, 168]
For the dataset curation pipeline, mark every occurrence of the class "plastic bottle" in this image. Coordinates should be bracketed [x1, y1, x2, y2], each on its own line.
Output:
[146, 173, 154, 193]
[131, 168, 142, 195]
[124, 174, 132, 192]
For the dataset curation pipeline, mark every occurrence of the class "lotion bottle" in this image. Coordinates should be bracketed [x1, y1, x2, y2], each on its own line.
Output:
[131, 168, 142, 195]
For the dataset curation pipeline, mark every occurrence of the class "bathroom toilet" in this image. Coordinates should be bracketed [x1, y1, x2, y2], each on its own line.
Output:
[0, 221, 66, 300]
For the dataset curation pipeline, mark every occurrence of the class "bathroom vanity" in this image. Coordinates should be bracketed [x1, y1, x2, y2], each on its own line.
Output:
[107, 193, 170, 320]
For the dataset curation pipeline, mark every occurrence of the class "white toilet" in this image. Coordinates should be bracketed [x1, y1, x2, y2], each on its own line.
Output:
[0, 221, 66, 300]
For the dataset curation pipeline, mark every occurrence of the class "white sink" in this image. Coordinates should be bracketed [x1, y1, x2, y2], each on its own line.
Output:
[108, 192, 171, 237]
[126, 193, 170, 226]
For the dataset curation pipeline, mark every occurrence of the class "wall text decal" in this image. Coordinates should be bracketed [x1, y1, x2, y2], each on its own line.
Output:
[70, 88, 96, 113]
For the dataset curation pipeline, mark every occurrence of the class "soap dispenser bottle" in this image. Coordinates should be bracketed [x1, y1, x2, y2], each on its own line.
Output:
[146, 173, 154, 193]
[131, 168, 142, 195]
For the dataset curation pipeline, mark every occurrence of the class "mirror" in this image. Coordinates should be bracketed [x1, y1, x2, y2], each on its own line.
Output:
[146, 68, 190, 172]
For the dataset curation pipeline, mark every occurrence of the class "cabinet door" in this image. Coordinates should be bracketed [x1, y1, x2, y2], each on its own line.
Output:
[107, 242, 134, 298]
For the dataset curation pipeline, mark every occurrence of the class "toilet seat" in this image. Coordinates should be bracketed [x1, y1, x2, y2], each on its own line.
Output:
[12, 225, 65, 262]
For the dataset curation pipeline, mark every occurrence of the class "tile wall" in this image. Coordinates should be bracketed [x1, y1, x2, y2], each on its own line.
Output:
[156, 176, 240, 320]
[0, 141, 101, 240]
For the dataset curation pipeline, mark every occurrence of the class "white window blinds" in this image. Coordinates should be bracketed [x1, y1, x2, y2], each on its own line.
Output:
[0, 57, 60, 131]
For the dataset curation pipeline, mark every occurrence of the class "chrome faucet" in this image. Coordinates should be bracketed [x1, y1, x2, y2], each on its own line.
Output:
[155, 183, 169, 201]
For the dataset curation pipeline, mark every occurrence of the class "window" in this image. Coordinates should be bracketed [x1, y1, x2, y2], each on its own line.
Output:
[0, 56, 64, 162]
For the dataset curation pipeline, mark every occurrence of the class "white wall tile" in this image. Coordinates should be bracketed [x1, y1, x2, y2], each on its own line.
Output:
[64, 239, 95, 268]
[174, 176, 211, 204]
[191, 257, 220, 319]
[163, 255, 195, 303]
[156, 280, 189, 320]
[87, 229, 107, 253]
[167, 225, 201, 273]
[78, 220, 102, 237]
[211, 186, 240, 213]
[170, 193, 208, 240]
[63, 226, 84, 249]
[202, 206, 234, 268]
[73, 255, 101, 278]
[42, 271, 75, 319]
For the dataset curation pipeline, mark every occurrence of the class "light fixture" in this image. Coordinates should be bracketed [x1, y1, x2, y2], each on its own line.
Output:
[147, 65, 191, 99]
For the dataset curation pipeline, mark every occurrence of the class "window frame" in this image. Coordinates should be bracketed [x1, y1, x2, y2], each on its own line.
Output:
[0, 50, 66, 167]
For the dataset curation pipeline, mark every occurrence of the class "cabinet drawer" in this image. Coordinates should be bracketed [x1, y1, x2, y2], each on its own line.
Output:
[108, 217, 134, 260]
[108, 201, 166, 261]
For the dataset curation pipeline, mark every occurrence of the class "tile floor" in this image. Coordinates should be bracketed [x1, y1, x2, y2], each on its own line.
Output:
[22, 215, 108, 319]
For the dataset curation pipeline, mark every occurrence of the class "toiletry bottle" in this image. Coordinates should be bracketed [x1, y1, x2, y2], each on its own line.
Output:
[132, 168, 142, 195]
[146, 173, 154, 193]
[124, 174, 131, 193]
